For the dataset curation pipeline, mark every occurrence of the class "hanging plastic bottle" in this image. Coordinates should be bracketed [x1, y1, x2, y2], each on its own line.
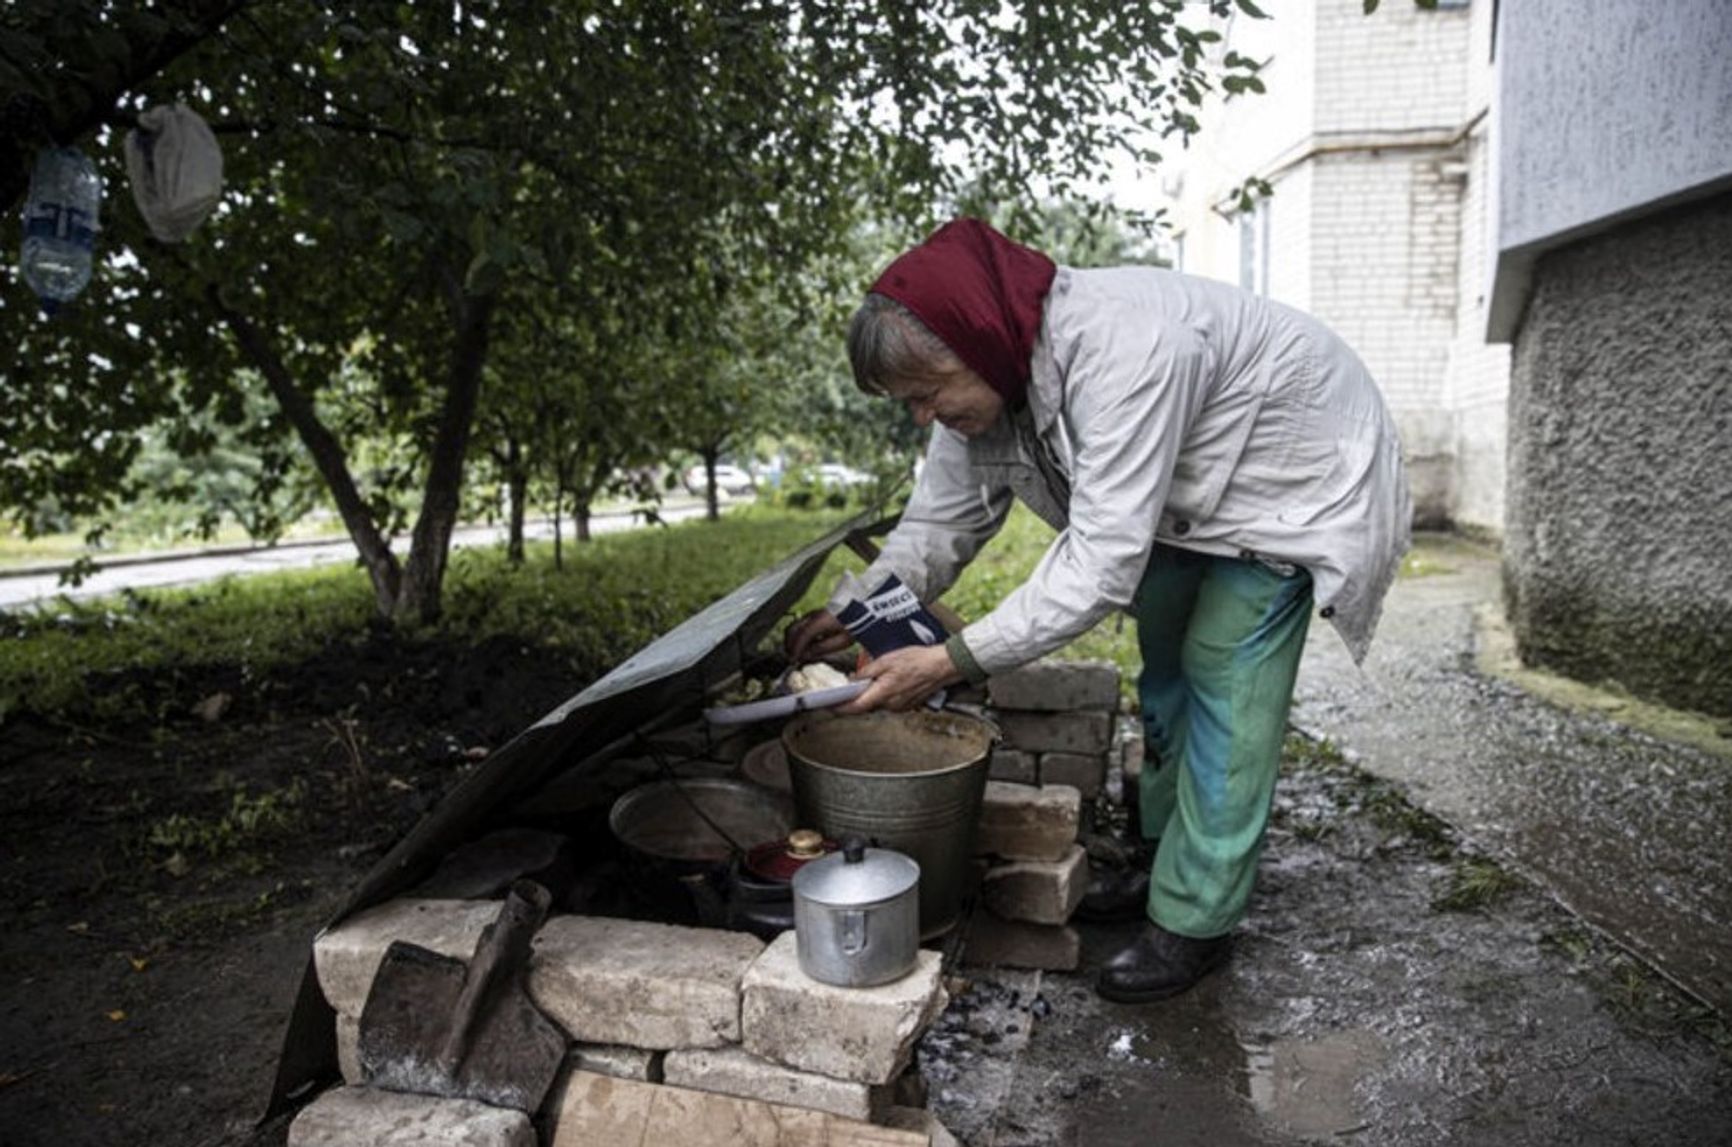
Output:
[20, 146, 103, 315]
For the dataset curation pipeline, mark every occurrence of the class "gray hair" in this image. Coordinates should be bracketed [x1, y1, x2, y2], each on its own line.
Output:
[846, 293, 964, 397]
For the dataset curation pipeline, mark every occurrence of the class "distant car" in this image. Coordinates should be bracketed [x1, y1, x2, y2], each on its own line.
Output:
[684, 463, 756, 497]
[816, 463, 871, 488]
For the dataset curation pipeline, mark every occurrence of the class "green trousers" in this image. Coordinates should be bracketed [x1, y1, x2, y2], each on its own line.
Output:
[1134, 544, 1313, 938]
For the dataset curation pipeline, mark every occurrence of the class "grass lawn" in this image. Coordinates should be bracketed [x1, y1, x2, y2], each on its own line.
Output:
[2, 501, 1476, 726]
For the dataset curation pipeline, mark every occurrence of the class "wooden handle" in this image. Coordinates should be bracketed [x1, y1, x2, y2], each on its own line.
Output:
[437, 880, 552, 1076]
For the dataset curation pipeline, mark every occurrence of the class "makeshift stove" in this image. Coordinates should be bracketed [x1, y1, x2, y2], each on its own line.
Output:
[268, 516, 1135, 1147]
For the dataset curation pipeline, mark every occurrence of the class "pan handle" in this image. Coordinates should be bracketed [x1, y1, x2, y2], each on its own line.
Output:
[436, 880, 553, 1078]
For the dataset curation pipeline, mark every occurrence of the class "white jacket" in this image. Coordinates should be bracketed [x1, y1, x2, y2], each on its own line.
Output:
[845, 266, 1412, 672]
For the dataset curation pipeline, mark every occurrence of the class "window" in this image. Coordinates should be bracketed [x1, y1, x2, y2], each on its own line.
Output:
[1238, 202, 1271, 296]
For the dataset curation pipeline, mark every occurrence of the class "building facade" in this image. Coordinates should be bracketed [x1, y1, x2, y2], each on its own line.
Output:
[1152, 0, 1508, 533]
[1141, 0, 1732, 716]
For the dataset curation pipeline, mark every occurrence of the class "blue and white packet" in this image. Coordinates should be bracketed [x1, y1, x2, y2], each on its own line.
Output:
[831, 573, 951, 708]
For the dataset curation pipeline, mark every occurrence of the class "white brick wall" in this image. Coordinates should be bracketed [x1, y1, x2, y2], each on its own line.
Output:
[1314, 0, 1473, 131]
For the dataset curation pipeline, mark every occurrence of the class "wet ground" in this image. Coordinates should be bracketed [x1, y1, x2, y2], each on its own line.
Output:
[1291, 537, 1732, 1014]
[924, 536, 1732, 1145]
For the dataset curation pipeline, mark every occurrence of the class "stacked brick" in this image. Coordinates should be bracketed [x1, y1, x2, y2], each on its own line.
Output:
[963, 659, 1123, 972]
[300, 905, 957, 1146]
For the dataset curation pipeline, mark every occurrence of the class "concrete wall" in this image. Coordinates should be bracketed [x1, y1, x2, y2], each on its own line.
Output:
[1441, 120, 1510, 535]
[1502, 192, 1732, 717]
[1487, 0, 1732, 339]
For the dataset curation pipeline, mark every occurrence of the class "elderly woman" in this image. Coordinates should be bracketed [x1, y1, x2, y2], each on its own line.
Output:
[786, 218, 1410, 1001]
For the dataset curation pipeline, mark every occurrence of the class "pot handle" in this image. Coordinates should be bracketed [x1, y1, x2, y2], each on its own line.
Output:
[839, 908, 868, 954]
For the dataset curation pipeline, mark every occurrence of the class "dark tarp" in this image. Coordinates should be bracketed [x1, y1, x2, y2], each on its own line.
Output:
[263, 509, 890, 1117]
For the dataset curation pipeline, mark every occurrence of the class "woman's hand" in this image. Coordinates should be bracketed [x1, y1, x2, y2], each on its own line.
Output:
[839, 643, 964, 713]
[784, 608, 854, 663]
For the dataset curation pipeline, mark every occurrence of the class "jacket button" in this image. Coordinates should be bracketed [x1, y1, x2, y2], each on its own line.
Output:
[1174, 520, 1191, 536]
[1320, 605, 1336, 619]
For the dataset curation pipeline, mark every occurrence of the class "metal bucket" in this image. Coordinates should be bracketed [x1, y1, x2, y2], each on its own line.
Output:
[782, 710, 995, 938]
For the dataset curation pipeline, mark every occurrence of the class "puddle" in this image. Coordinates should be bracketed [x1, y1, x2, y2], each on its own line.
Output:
[1238, 1028, 1386, 1139]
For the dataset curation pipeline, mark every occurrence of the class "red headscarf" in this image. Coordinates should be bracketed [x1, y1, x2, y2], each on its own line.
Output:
[870, 218, 1057, 409]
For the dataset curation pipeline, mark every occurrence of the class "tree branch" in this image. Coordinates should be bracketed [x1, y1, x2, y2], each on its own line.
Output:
[2, 0, 254, 212]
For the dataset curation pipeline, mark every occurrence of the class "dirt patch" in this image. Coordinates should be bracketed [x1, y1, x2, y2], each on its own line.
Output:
[0, 632, 586, 1147]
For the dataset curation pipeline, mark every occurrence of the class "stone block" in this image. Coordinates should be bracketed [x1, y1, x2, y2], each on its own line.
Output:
[335, 1013, 362, 1085]
[314, 898, 502, 1018]
[741, 932, 948, 1085]
[995, 710, 1112, 755]
[963, 915, 1081, 972]
[529, 916, 764, 1050]
[548, 1072, 927, 1147]
[882, 1106, 961, 1147]
[1038, 752, 1105, 798]
[988, 659, 1121, 712]
[288, 1086, 534, 1147]
[987, 748, 1036, 784]
[410, 827, 572, 901]
[975, 782, 1081, 862]
[567, 1043, 665, 1083]
[664, 1046, 889, 1122]
[981, 845, 1088, 925]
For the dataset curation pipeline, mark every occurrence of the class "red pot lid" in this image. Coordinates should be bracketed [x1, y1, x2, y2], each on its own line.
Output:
[744, 829, 839, 883]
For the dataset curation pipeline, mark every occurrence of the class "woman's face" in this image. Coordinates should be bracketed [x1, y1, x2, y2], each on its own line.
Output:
[883, 367, 1004, 439]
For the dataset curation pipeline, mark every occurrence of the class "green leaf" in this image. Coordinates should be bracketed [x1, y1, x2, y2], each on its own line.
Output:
[1364, 0, 1381, 11]
[1234, 0, 1270, 17]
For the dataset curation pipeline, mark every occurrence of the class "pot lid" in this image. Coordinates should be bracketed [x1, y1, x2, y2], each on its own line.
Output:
[744, 829, 838, 883]
[792, 837, 919, 906]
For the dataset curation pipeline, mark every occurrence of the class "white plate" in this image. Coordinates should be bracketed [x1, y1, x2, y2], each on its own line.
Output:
[703, 680, 869, 726]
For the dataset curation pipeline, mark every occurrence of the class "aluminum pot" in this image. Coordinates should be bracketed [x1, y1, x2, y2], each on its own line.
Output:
[791, 838, 920, 988]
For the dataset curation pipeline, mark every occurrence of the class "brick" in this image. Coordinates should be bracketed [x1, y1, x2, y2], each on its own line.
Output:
[288, 1086, 534, 1147]
[566, 1043, 665, 1083]
[314, 899, 502, 1018]
[975, 782, 1081, 863]
[529, 917, 764, 1050]
[335, 1013, 362, 1085]
[987, 748, 1036, 784]
[1038, 752, 1105, 798]
[741, 932, 948, 1085]
[548, 1072, 927, 1147]
[664, 1046, 890, 1122]
[963, 915, 1081, 972]
[987, 659, 1120, 712]
[882, 1106, 961, 1147]
[995, 710, 1112, 755]
[981, 845, 1088, 925]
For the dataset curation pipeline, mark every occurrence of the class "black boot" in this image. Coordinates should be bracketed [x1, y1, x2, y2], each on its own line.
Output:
[1074, 853, 1153, 922]
[1077, 773, 1155, 922]
[1096, 922, 1233, 1003]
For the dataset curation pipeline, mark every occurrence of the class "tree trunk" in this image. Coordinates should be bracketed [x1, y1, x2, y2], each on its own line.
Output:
[397, 290, 499, 623]
[575, 500, 592, 542]
[551, 487, 564, 571]
[703, 450, 721, 522]
[212, 288, 403, 616]
[506, 465, 527, 565]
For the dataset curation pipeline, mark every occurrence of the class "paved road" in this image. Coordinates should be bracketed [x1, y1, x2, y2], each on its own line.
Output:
[0, 502, 717, 611]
